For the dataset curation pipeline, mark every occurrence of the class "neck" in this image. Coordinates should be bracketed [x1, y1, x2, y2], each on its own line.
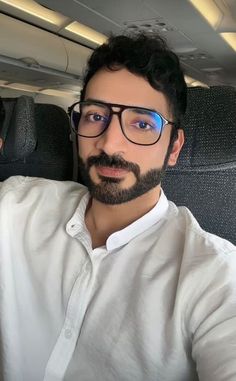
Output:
[85, 185, 161, 248]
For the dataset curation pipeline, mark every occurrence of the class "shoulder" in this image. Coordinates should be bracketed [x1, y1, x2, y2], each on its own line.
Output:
[166, 201, 235, 257]
[0, 175, 88, 206]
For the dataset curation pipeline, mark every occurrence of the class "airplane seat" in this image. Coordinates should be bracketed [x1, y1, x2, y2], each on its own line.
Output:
[0, 95, 74, 181]
[162, 86, 236, 245]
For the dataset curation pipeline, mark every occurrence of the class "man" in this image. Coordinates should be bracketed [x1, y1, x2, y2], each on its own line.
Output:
[0, 33, 236, 381]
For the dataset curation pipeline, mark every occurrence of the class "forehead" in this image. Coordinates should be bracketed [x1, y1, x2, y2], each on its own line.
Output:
[84, 68, 171, 117]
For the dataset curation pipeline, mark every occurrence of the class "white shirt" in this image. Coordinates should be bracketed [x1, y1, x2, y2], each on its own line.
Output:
[0, 176, 236, 381]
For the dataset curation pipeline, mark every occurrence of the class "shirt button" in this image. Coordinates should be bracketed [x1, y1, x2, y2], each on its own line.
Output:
[64, 328, 72, 339]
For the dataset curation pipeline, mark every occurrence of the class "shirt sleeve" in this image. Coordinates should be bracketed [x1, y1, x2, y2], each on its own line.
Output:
[187, 250, 236, 381]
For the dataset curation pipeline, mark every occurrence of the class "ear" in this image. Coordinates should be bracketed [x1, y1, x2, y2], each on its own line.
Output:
[0, 138, 3, 151]
[168, 129, 185, 166]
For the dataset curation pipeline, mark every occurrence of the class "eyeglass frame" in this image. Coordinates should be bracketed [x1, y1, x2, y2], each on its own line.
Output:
[68, 100, 176, 146]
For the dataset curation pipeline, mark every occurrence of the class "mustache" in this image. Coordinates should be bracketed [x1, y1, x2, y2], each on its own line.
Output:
[87, 152, 140, 179]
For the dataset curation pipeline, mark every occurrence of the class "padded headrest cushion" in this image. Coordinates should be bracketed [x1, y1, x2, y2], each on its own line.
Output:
[0, 95, 37, 162]
[177, 86, 236, 169]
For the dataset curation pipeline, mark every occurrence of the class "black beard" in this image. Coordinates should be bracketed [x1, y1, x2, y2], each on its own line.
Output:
[77, 151, 169, 205]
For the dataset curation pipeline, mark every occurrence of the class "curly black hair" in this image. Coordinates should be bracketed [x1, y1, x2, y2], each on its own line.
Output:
[80, 32, 187, 129]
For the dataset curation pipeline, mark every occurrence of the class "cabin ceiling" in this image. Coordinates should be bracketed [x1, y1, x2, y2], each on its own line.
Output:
[0, 0, 235, 90]
[37, 0, 236, 87]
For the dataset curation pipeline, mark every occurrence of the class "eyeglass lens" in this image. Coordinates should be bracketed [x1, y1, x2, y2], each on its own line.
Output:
[71, 102, 164, 145]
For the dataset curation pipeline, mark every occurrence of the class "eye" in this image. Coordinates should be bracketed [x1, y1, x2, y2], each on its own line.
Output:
[137, 121, 152, 130]
[131, 119, 155, 131]
[86, 112, 108, 123]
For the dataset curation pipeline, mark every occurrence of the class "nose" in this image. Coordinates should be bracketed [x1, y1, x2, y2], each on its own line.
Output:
[95, 113, 128, 155]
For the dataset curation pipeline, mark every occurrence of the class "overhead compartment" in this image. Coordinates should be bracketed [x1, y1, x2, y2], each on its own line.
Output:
[0, 13, 92, 76]
[0, 13, 67, 71]
[62, 38, 92, 76]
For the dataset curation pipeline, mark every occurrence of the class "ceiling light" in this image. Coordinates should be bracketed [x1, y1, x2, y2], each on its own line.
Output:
[65, 21, 107, 45]
[220, 33, 236, 51]
[184, 75, 208, 87]
[40, 89, 79, 97]
[0, 0, 68, 26]
[185, 75, 195, 85]
[191, 80, 209, 88]
[189, 0, 223, 29]
[5, 83, 41, 92]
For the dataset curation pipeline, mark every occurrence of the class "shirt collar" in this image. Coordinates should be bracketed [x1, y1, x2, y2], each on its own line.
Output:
[106, 190, 169, 250]
[66, 189, 169, 252]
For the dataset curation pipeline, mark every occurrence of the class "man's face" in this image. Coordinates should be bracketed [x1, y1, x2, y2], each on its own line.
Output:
[78, 68, 184, 204]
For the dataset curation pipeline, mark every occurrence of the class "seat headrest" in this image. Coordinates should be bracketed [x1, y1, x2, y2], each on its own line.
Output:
[0, 95, 37, 162]
[177, 86, 236, 169]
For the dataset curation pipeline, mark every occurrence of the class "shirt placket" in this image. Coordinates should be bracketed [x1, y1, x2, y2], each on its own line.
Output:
[43, 255, 96, 381]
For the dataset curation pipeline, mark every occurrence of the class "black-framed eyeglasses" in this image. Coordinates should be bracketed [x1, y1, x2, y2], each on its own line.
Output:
[68, 100, 175, 146]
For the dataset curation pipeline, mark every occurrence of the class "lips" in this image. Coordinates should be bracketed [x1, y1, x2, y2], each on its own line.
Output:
[96, 166, 129, 178]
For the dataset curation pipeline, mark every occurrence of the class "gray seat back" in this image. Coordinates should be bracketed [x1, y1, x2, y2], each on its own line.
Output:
[162, 86, 236, 245]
